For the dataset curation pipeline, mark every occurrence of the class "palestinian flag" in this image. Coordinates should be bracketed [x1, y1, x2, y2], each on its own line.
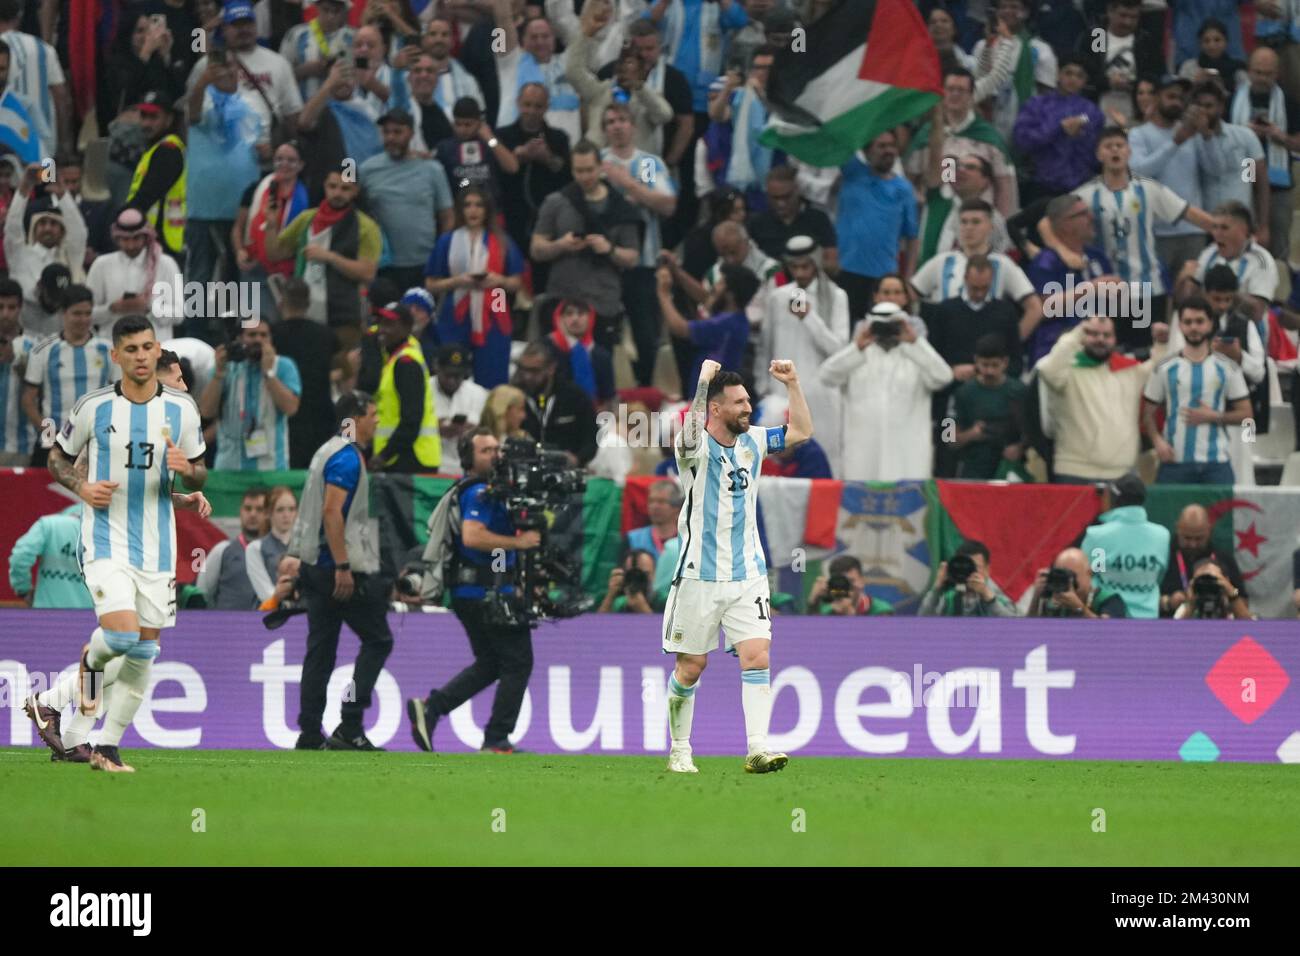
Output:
[759, 0, 942, 168]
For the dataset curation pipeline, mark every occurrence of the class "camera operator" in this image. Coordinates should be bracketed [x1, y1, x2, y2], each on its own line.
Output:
[806, 555, 894, 615]
[1173, 558, 1252, 619]
[286, 391, 393, 752]
[598, 549, 659, 613]
[1160, 503, 1250, 617]
[919, 540, 1018, 616]
[199, 316, 303, 471]
[407, 428, 542, 755]
[1029, 547, 1128, 618]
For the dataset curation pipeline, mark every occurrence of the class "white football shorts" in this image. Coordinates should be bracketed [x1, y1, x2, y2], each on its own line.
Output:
[661, 575, 772, 656]
[83, 559, 177, 630]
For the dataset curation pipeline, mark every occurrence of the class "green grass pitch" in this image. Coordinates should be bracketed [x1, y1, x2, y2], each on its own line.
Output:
[2, 749, 1296, 866]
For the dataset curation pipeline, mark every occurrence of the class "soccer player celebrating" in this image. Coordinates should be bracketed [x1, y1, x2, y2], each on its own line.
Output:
[23, 315, 206, 772]
[662, 358, 812, 774]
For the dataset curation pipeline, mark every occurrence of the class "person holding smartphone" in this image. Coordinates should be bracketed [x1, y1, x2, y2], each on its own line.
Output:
[431, 343, 488, 468]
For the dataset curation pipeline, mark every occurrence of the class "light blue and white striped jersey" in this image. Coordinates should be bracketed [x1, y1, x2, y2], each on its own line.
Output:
[23, 334, 118, 429]
[1143, 353, 1250, 464]
[910, 251, 1036, 304]
[674, 424, 784, 583]
[1075, 175, 1188, 296]
[0, 28, 65, 154]
[600, 147, 676, 268]
[56, 382, 206, 573]
[1, 333, 37, 456]
[1194, 240, 1279, 302]
[280, 22, 354, 101]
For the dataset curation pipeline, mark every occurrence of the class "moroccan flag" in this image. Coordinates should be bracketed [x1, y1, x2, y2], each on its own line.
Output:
[759, 0, 942, 168]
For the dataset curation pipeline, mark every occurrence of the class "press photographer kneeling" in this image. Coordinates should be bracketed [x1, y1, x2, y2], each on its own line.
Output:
[405, 428, 590, 753]
[1172, 559, 1252, 620]
[1029, 548, 1128, 619]
[919, 541, 1018, 617]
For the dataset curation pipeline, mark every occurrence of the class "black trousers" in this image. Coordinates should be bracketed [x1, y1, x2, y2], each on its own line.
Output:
[837, 271, 880, 327]
[431, 598, 533, 748]
[297, 563, 394, 734]
[622, 266, 662, 386]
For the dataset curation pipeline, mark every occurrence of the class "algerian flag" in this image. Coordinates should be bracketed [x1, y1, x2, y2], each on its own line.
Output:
[759, 0, 942, 168]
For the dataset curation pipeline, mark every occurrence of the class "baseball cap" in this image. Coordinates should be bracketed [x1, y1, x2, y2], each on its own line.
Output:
[135, 90, 174, 114]
[223, 1, 256, 24]
[38, 263, 71, 297]
[400, 288, 435, 312]
[437, 343, 472, 371]
[1156, 73, 1192, 93]
[377, 108, 415, 128]
[1106, 472, 1146, 508]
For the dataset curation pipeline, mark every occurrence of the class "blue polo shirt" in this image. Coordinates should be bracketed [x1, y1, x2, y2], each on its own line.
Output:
[453, 482, 516, 599]
[317, 443, 362, 570]
[686, 309, 748, 394]
[837, 155, 918, 278]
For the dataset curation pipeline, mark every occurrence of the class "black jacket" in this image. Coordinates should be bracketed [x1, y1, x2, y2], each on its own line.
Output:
[522, 378, 598, 465]
[1075, 27, 1165, 101]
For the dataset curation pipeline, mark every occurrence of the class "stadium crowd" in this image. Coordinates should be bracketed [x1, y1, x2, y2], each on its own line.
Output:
[3, 0, 1300, 619]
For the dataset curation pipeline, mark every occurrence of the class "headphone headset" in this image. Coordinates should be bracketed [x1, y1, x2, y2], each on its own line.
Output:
[458, 431, 478, 472]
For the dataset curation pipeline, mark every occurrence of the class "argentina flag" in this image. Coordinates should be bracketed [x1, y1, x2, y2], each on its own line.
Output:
[0, 90, 42, 164]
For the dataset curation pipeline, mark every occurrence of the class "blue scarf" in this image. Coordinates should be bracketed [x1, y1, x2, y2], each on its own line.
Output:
[568, 344, 596, 399]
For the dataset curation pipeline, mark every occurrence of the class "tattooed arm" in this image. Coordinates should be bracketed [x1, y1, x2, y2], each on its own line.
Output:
[680, 359, 720, 456]
[50, 445, 118, 508]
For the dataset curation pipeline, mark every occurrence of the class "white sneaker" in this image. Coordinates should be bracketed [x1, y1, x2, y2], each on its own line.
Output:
[667, 749, 699, 773]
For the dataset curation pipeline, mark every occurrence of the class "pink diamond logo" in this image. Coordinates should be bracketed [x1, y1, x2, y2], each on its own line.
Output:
[1205, 637, 1290, 725]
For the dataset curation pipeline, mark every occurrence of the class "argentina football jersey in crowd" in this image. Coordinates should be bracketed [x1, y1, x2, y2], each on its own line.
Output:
[0, 331, 36, 457]
[1144, 352, 1251, 465]
[673, 423, 784, 583]
[57, 382, 205, 573]
[1075, 175, 1188, 296]
[23, 333, 117, 429]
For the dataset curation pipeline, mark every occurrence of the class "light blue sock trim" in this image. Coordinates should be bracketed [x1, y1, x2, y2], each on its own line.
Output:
[125, 640, 160, 661]
[668, 674, 697, 698]
[102, 629, 140, 654]
[741, 668, 770, 686]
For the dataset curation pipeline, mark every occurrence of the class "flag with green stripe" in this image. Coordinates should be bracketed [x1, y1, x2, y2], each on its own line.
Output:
[759, 0, 942, 167]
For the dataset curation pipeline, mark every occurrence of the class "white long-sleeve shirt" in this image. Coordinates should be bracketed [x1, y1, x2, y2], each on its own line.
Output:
[85, 249, 183, 340]
[819, 336, 953, 482]
[5, 190, 87, 337]
[757, 278, 850, 475]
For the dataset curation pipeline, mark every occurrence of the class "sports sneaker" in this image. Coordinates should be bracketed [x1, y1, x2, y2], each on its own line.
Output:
[667, 749, 699, 773]
[23, 695, 64, 755]
[53, 743, 92, 764]
[294, 731, 328, 750]
[325, 727, 385, 751]
[743, 751, 789, 774]
[78, 644, 102, 716]
[480, 741, 523, 754]
[89, 745, 135, 773]
[407, 697, 439, 752]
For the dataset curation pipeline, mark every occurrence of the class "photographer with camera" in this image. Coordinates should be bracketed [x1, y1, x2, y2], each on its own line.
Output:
[1029, 547, 1128, 618]
[806, 555, 894, 615]
[598, 549, 660, 613]
[287, 392, 393, 751]
[199, 316, 302, 471]
[919, 540, 1019, 616]
[407, 428, 543, 755]
[1160, 503, 1250, 617]
[1172, 558, 1252, 619]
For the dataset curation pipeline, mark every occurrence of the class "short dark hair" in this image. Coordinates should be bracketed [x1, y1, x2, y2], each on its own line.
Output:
[458, 425, 494, 471]
[0, 276, 22, 302]
[943, 67, 974, 89]
[955, 539, 990, 563]
[719, 264, 761, 311]
[571, 139, 600, 161]
[1058, 53, 1089, 73]
[1098, 125, 1129, 145]
[111, 314, 154, 344]
[706, 370, 746, 403]
[974, 333, 1008, 360]
[281, 276, 310, 312]
[1109, 0, 1141, 9]
[626, 18, 659, 39]
[1198, 17, 1229, 39]
[521, 339, 560, 367]
[62, 284, 94, 310]
[828, 554, 864, 577]
[964, 253, 993, 276]
[452, 96, 481, 119]
[1213, 199, 1253, 232]
[242, 485, 268, 503]
[1179, 294, 1213, 319]
[157, 348, 180, 372]
[1203, 264, 1240, 294]
[958, 197, 994, 217]
[335, 390, 375, 428]
[1192, 80, 1226, 103]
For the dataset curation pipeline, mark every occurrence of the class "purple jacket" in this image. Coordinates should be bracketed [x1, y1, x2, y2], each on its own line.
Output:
[1013, 93, 1105, 192]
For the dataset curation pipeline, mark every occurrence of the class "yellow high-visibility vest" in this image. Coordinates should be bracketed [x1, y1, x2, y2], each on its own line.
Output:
[374, 335, 441, 467]
[127, 133, 186, 254]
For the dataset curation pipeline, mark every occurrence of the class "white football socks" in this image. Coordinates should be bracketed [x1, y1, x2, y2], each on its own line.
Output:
[667, 673, 698, 752]
[741, 668, 773, 756]
[98, 656, 153, 747]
